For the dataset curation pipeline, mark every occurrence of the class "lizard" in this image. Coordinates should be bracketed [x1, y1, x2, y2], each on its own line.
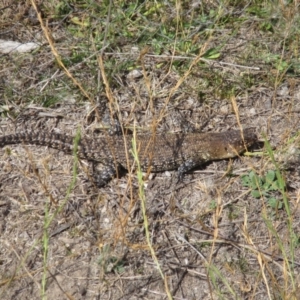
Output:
[0, 128, 257, 186]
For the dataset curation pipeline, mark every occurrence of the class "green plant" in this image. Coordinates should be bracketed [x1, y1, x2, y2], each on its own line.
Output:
[209, 200, 217, 209]
[97, 245, 125, 274]
[241, 170, 283, 209]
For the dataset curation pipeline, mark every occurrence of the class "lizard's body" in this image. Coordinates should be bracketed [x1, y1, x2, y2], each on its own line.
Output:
[0, 128, 257, 186]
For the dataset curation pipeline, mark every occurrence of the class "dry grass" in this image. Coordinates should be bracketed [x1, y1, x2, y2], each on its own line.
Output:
[1, 0, 300, 299]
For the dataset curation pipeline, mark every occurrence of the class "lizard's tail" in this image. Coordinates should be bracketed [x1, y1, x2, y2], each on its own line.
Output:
[0, 131, 76, 154]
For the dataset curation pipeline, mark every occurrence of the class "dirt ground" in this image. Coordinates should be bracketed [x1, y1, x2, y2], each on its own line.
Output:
[1, 1, 300, 300]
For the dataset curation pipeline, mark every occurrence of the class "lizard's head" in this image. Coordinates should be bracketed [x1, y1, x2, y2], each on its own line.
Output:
[221, 127, 257, 158]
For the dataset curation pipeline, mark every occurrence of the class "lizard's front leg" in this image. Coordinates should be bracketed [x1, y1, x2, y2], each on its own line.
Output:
[92, 161, 123, 187]
[177, 159, 203, 182]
